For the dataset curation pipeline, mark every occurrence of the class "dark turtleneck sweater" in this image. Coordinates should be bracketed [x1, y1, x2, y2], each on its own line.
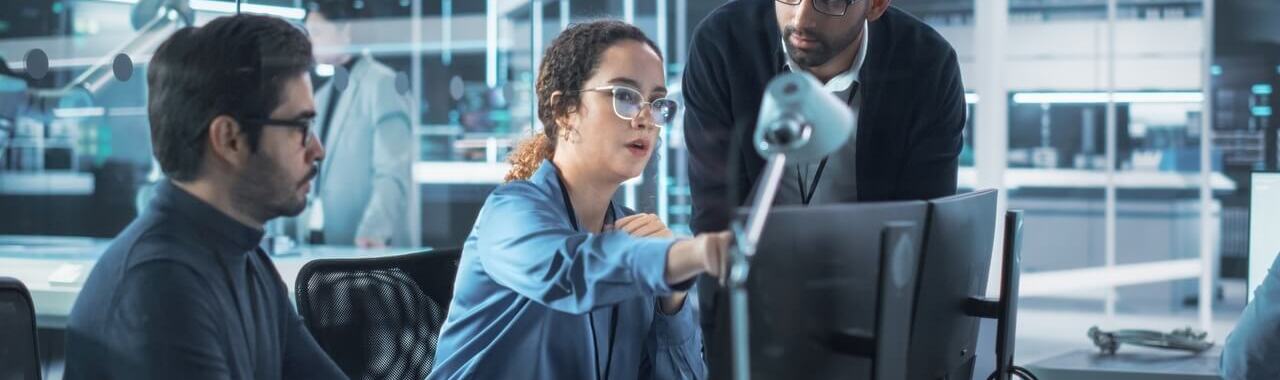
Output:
[65, 180, 345, 379]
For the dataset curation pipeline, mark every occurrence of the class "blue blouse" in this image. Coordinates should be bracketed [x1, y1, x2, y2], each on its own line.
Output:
[1223, 253, 1280, 379]
[428, 160, 705, 379]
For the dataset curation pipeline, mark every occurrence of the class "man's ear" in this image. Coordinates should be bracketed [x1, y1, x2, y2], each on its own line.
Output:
[205, 115, 250, 168]
[867, 0, 892, 22]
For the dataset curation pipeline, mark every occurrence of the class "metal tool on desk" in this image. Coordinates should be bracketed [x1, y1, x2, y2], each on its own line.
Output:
[1088, 326, 1214, 355]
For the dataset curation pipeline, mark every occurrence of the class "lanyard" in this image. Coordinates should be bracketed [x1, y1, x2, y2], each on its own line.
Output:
[554, 170, 619, 380]
[796, 81, 860, 205]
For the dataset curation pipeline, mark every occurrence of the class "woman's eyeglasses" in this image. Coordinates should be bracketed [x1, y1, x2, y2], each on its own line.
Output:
[576, 85, 679, 127]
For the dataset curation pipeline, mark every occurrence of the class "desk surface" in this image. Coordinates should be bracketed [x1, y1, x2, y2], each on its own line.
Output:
[0, 235, 421, 328]
[1027, 348, 1222, 380]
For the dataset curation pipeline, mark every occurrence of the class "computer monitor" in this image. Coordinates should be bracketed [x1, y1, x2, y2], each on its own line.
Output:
[708, 200, 929, 379]
[1007, 102, 1132, 169]
[1248, 171, 1280, 302]
[908, 189, 998, 380]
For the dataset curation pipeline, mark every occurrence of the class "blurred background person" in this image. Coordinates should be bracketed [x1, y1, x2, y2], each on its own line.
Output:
[300, 0, 415, 248]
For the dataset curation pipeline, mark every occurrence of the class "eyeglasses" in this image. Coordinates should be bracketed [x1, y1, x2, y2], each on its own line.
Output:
[242, 118, 316, 148]
[188, 117, 317, 148]
[576, 85, 679, 127]
[776, 0, 860, 17]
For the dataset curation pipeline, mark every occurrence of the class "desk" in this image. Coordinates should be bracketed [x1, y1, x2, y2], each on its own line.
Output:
[0, 235, 421, 328]
[1026, 348, 1222, 380]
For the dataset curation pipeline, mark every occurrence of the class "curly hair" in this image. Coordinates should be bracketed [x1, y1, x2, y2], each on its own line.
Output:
[505, 20, 662, 182]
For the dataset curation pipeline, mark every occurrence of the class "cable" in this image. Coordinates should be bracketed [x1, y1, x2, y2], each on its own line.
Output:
[1012, 366, 1040, 380]
[986, 365, 1040, 380]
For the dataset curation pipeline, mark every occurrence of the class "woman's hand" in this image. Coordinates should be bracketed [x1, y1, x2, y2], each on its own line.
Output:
[612, 213, 673, 238]
[664, 232, 732, 285]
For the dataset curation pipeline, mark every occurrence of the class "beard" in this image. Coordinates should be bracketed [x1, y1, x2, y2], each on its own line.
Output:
[782, 25, 861, 69]
[232, 153, 316, 222]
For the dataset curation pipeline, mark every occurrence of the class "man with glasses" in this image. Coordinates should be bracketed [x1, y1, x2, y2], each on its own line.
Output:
[682, 0, 966, 351]
[65, 14, 344, 379]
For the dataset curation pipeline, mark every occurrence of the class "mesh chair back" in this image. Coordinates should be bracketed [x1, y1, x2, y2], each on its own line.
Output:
[0, 276, 41, 380]
[295, 248, 462, 380]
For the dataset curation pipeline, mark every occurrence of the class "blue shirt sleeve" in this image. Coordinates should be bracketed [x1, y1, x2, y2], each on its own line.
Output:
[1224, 253, 1280, 380]
[473, 182, 681, 315]
[642, 296, 707, 379]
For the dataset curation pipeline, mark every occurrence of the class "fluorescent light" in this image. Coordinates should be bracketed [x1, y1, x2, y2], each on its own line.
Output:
[1011, 91, 1203, 104]
[315, 64, 334, 77]
[87, 0, 305, 19]
[1254, 106, 1273, 117]
[188, 0, 305, 20]
[1253, 84, 1273, 96]
[52, 107, 147, 118]
[965, 93, 979, 104]
[53, 107, 106, 118]
[83, 0, 307, 18]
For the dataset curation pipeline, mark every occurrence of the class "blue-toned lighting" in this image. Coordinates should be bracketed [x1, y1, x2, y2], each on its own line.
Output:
[1253, 84, 1273, 95]
[1012, 91, 1204, 104]
[315, 64, 334, 77]
[1212, 65, 1223, 76]
[1254, 106, 1273, 117]
[92, 0, 305, 19]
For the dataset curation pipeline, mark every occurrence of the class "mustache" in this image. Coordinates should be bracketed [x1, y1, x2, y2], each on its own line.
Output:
[783, 26, 818, 41]
[301, 165, 318, 185]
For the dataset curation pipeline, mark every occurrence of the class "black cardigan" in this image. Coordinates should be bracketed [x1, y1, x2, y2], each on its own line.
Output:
[682, 0, 967, 234]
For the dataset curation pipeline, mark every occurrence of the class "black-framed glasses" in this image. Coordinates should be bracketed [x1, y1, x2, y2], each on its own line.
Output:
[776, 0, 859, 17]
[243, 118, 315, 148]
[576, 85, 679, 127]
[188, 117, 316, 148]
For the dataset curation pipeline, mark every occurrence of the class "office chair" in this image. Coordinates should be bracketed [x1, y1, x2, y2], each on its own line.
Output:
[0, 276, 41, 380]
[295, 248, 462, 380]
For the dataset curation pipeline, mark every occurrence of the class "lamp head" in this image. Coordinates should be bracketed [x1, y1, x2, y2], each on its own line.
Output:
[753, 72, 854, 163]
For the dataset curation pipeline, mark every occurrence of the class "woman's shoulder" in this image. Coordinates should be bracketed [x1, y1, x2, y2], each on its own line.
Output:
[485, 179, 557, 208]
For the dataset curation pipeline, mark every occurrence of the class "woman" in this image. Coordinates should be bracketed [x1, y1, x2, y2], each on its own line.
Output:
[428, 20, 730, 380]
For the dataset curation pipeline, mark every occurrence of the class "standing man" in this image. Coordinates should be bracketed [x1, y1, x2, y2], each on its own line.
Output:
[65, 14, 344, 379]
[681, 0, 966, 347]
[303, 0, 415, 248]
